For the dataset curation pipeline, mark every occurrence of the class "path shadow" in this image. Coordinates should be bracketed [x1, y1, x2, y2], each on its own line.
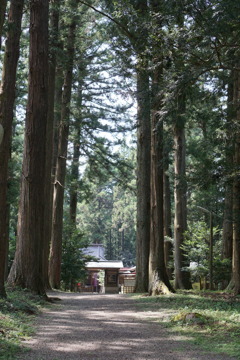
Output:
[18, 292, 237, 360]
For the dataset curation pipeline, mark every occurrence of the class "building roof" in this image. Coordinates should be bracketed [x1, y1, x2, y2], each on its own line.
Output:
[86, 260, 124, 269]
[119, 267, 136, 273]
[82, 244, 106, 260]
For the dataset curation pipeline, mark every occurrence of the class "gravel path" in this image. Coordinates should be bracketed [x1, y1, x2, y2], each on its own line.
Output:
[18, 291, 236, 360]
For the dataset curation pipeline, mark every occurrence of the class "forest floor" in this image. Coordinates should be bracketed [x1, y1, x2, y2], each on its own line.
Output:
[17, 291, 237, 360]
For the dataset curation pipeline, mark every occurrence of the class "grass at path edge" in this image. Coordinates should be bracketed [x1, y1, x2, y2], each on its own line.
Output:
[131, 290, 240, 359]
[0, 287, 52, 360]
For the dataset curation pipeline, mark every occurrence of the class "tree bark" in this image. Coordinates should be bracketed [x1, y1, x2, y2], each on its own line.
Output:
[149, 113, 174, 295]
[148, 0, 174, 295]
[69, 70, 84, 225]
[8, 0, 49, 295]
[0, 0, 24, 297]
[222, 182, 233, 262]
[232, 66, 240, 294]
[135, 64, 151, 292]
[134, 0, 151, 293]
[43, 0, 61, 290]
[222, 78, 234, 265]
[173, 101, 191, 290]
[164, 165, 173, 279]
[49, 2, 77, 288]
[52, 62, 64, 176]
[69, 137, 80, 224]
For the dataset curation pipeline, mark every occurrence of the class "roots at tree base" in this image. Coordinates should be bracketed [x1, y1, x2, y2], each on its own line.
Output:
[149, 270, 175, 295]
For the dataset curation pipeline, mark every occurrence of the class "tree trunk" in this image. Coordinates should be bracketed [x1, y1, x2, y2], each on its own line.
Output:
[222, 182, 233, 260]
[42, 0, 61, 290]
[52, 62, 64, 176]
[232, 66, 240, 294]
[173, 102, 191, 290]
[69, 137, 80, 224]
[164, 166, 173, 279]
[222, 78, 234, 265]
[149, 113, 174, 295]
[0, 0, 7, 49]
[134, 0, 151, 293]
[148, 0, 173, 294]
[8, 0, 49, 295]
[69, 72, 83, 225]
[0, 0, 24, 297]
[49, 2, 77, 288]
[135, 64, 151, 292]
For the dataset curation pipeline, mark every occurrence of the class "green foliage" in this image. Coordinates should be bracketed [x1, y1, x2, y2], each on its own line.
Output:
[97, 270, 105, 286]
[73, 145, 136, 266]
[183, 221, 224, 285]
[0, 288, 49, 360]
[61, 221, 89, 291]
[76, 176, 136, 265]
[213, 257, 232, 285]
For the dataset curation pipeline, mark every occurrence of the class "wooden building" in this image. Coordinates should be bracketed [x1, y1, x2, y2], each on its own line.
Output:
[85, 260, 123, 294]
[81, 245, 123, 294]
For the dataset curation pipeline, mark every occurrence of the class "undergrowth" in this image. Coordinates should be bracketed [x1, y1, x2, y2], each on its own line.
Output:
[132, 290, 240, 359]
[0, 287, 50, 360]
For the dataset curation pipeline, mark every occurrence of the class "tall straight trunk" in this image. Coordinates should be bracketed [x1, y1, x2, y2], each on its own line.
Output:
[149, 113, 174, 295]
[0, 0, 7, 49]
[52, 63, 64, 175]
[48, 64, 63, 286]
[8, 0, 49, 294]
[0, 0, 24, 297]
[135, 65, 151, 292]
[69, 72, 83, 225]
[173, 115, 191, 289]
[69, 130, 81, 224]
[43, 0, 61, 289]
[134, 0, 151, 293]
[164, 166, 173, 279]
[4, 204, 10, 281]
[223, 184, 233, 259]
[232, 66, 240, 294]
[49, 2, 77, 288]
[148, 0, 173, 295]
[222, 78, 234, 264]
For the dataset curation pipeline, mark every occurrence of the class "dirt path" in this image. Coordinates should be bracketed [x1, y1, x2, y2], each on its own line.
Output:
[18, 292, 236, 360]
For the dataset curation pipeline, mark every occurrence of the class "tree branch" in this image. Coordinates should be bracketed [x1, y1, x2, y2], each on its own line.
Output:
[78, 0, 134, 40]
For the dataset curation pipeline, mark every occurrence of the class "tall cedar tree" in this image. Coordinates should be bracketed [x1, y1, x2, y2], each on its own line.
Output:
[173, 94, 191, 289]
[148, 0, 173, 294]
[49, 0, 78, 289]
[8, 0, 49, 294]
[69, 79, 82, 226]
[134, 0, 151, 293]
[0, 0, 24, 297]
[222, 76, 233, 265]
[170, 3, 191, 290]
[43, 0, 61, 289]
[232, 64, 240, 294]
[101, 0, 151, 291]
[163, 153, 173, 279]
